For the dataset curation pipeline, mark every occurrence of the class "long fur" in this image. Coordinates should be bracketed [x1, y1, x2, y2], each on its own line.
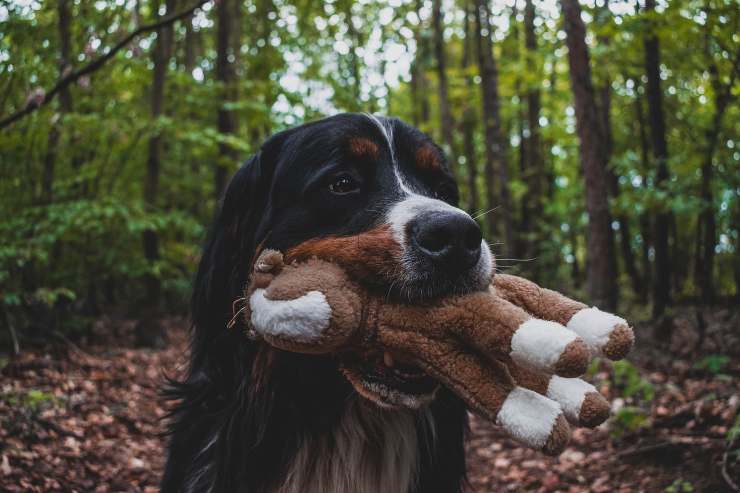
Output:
[162, 116, 470, 493]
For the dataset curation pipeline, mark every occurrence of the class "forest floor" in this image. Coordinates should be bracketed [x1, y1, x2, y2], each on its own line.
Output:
[1, 308, 738, 492]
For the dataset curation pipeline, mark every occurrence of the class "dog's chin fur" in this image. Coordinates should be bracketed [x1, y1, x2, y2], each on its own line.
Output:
[280, 397, 433, 493]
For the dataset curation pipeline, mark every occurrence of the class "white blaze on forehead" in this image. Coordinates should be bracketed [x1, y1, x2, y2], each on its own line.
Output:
[249, 289, 332, 341]
[364, 113, 415, 196]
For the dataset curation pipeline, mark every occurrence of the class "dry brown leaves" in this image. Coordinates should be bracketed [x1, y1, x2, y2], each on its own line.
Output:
[1, 308, 738, 492]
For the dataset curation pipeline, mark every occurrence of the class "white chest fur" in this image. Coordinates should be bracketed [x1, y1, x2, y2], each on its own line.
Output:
[278, 399, 431, 493]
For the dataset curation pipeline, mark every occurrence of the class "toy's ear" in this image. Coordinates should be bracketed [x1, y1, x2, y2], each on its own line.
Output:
[191, 131, 291, 340]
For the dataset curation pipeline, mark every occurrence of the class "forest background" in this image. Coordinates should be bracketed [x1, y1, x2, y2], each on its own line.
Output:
[0, 0, 738, 491]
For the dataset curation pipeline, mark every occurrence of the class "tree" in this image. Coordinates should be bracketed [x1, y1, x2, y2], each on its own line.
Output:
[522, 0, 544, 272]
[215, 0, 239, 199]
[643, 0, 671, 317]
[474, 0, 514, 251]
[696, 3, 740, 304]
[461, 0, 479, 215]
[410, 0, 431, 128]
[431, 0, 456, 164]
[140, 0, 178, 346]
[560, 0, 617, 310]
[42, 0, 75, 204]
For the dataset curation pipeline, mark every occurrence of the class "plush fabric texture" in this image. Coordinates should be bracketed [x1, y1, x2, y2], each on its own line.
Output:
[243, 250, 634, 455]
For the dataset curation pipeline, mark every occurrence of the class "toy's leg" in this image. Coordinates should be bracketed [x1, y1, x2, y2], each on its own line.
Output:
[492, 274, 634, 360]
[379, 330, 571, 455]
[507, 361, 610, 428]
[386, 293, 590, 377]
[247, 258, 364, 353]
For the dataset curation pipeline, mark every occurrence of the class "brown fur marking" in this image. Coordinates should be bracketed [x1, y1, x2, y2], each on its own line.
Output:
[284, 226, 403, 286]
[348, 137, 380, 160]
[415, 144, 442, 171]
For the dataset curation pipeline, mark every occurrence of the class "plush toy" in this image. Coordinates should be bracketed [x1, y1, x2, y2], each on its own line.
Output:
[241, 249, 634, 455]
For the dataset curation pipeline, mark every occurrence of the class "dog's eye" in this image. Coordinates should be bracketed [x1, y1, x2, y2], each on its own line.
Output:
[328, 174, 360, 195]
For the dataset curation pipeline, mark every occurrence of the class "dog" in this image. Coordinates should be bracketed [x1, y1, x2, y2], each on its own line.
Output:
[162, 113, 494, 493]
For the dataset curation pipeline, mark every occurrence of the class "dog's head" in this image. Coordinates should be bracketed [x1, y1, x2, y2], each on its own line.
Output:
[194, 113, 493, 411]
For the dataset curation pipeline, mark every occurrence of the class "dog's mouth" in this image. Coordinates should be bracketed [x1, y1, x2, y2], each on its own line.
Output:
[340, 350, 440, 410]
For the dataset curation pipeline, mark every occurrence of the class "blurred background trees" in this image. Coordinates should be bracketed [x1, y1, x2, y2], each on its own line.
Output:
[0, 0, 738, 350]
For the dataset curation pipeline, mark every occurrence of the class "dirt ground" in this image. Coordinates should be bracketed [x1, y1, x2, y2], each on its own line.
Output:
[1, 309, 738, 492]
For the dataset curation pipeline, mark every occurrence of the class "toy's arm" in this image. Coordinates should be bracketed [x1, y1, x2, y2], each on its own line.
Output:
[492, 274, 634, 360]
[381, 292, 590, 377]
[245, 251, 363, 354]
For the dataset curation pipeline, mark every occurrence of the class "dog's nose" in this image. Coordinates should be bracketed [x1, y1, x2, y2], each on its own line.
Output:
[409, 211, 483, 271]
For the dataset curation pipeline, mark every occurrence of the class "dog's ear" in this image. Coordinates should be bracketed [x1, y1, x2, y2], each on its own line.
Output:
[191, 132, 288, 336]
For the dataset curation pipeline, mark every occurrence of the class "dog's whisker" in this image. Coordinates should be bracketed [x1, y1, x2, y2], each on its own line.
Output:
[472, 205, 501, 220]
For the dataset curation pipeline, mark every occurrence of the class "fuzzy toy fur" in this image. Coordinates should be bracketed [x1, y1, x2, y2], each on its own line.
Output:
[245, 249, 634, 455]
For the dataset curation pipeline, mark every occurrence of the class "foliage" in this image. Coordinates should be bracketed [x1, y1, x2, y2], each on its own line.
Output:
[609, 360, 655, 438]
[693, 354, 731, 374]
[665, 479, 695, 493]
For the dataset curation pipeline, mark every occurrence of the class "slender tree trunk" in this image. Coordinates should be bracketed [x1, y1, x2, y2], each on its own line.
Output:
[643, 0, 671, 317]
[410, 57, 420, 126]
[415, 0, 431, 126]
[141, 0, 176, 342]
[474, 0, 514, 251]
[560, 0, 617, 311]
[344, 3, 362, 108]
[633, 80, 652, 300]
[734, 199, 740, 304]
[42, 0, 75, 204]
[593, 2, 629, 302]
[215, 0, 239, 199]
[523, 0, 544, 275]
[697, 41, 737, 302]
[461, 1, 479, 215]
[184, 13, 196, 73]
[570, 227, 581, 287]
[432, 0, 456, 165]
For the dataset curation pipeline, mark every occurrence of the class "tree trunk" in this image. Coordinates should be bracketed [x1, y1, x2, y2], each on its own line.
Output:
[432, 0, 456, 165]
[215, 0, 239, 199]
[523, 0, 544, 274]
[633, 79, 652, 300]
[697, 38, 737, 302]
[414, 0, 431, 126]
[560, 0, 617, 311]
[344, 3, 362, 108]
[594, 2, 630, 301]
[474, 0, 514, 252]
[643, 0, 671, 317]
[41, 0, 75, 204]
[461, 0, 479, 215]
[140, 0, 177, 346]
[734, 200, 740, 304]
[184, 13, 197, 73]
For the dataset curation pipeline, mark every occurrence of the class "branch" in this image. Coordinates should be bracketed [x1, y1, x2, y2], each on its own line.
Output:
[0, 0, 210, 130]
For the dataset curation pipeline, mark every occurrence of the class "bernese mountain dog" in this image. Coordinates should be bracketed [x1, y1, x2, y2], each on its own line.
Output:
[162, 113, 494, 493]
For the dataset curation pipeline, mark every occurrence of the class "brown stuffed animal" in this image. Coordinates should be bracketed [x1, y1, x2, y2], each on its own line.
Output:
[243, 249, 634, 455]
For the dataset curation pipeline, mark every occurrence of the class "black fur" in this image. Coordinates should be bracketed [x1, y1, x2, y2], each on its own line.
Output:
[162, 114, 469, 493]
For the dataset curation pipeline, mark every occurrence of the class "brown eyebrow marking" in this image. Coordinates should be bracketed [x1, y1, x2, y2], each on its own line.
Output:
[415, 144, 442, 171]
[347, 137, 380, 160]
